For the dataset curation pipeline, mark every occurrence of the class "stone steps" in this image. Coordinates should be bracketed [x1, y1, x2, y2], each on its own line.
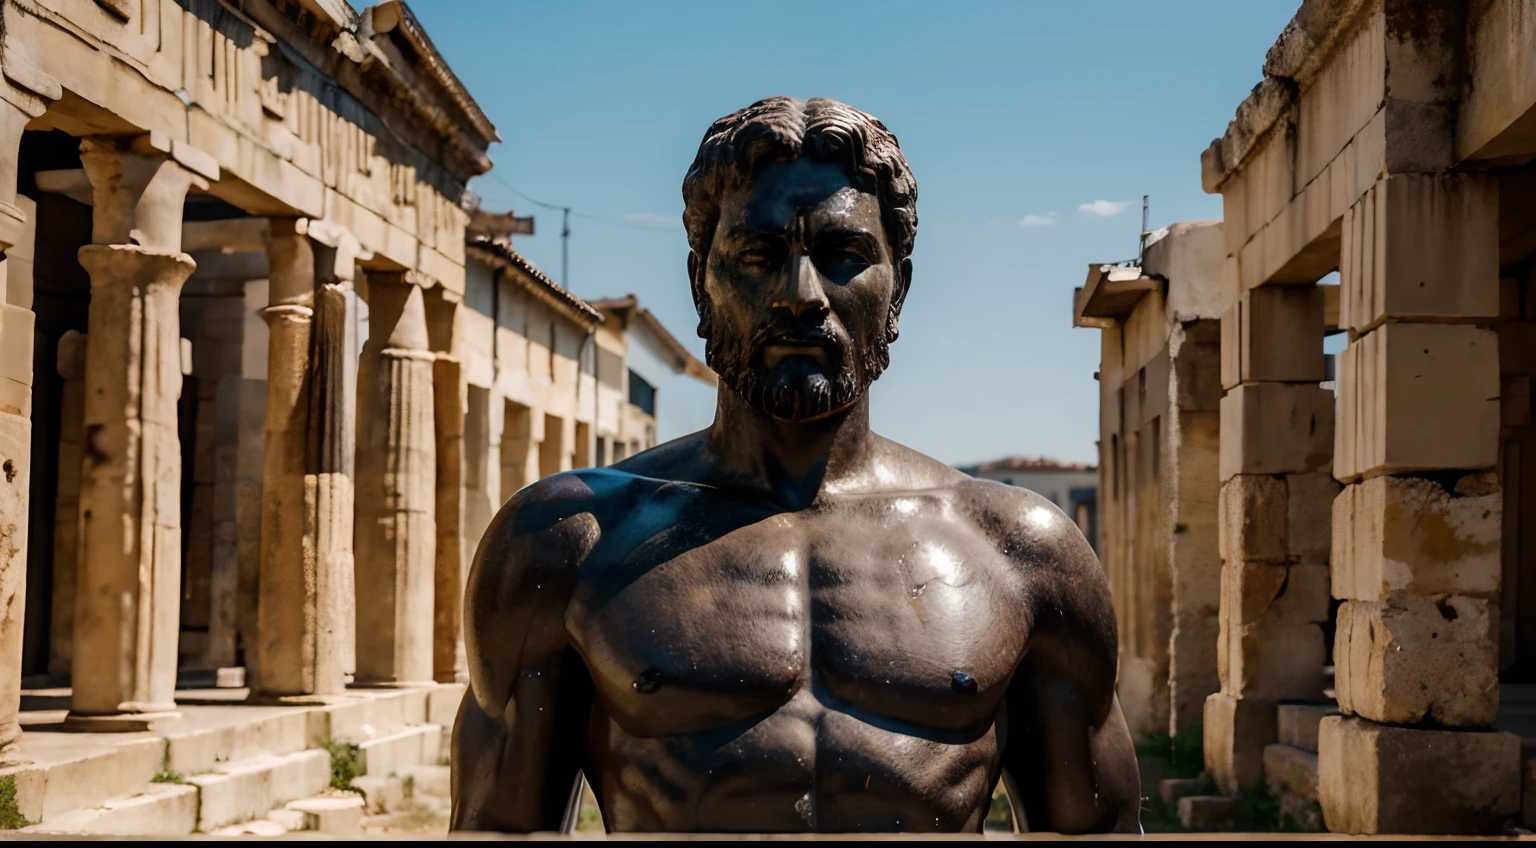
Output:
[189, 747, 332, 831]
[3, 684, 467, 836]
[19, 783, 198, 836]
[359, 724, 443, 778]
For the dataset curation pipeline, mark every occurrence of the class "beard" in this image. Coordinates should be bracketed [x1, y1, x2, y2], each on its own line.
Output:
[705, 314, 892, 422]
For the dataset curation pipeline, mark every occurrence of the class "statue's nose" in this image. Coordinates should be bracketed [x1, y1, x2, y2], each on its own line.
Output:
[772, 253, 830, 322]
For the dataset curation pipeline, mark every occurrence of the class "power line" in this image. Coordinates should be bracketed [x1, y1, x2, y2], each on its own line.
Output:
[480, 172, 680, 285]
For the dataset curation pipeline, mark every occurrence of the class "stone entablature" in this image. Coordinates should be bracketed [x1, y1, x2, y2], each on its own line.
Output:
[6, 0, 495, 294]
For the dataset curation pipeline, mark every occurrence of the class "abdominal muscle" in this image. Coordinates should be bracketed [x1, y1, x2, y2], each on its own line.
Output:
[585, 685, 1003, 833]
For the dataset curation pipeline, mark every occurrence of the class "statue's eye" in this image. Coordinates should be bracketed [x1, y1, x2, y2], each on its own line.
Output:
[738, 246, 778, 268]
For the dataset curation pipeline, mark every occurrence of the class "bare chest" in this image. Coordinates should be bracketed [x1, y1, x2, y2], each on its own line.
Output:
[566, 496, 1031, 737]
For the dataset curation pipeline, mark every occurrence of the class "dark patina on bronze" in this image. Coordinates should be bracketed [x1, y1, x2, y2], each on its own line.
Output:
[450, 96, 1140, 835]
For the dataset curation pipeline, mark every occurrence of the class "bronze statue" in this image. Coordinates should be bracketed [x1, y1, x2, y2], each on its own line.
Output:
[450, 96, 1140, 835]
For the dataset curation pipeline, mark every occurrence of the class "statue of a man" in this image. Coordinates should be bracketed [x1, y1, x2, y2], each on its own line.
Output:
[451, 96, 1140, 835]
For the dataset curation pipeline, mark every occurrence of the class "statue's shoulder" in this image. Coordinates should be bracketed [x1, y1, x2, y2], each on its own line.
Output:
[947, 475, 1101, 583]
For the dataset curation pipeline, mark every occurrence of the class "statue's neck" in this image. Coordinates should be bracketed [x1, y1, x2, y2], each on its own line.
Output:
[706, 385, 878, 508]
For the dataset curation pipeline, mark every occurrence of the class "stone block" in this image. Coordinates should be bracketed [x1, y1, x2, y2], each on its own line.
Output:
[358, 724, 442, 778]
[1177, 795, 1237, 831]
[426, 682, 466, 731]
[33, 738, 164, 822]
[1219, 475, 1287, 563]
[1219, 382, 1334, 481]
[164, 709, 309, 776]
[1220, 285, 1325, 389]
[1339, 173, 1498, 335]
[1334, 596, 1499, 728]
[78, 783, 198, 836]
[1286, 472, 1339, 563]
[1158, 776, 1211, 806]
[353, 775, 406, 814]
[1334, 323, 1499, 481]
[398, 764, 449, 798]
[266, 808, 307, 831]
[0, 303, 34, 387]
[1264, 743, 1319, 802]
[1204, 691, 1277, 794]
[1318, 716, 1519, 834]
[1221, 561, 1328, 700]
[287, 794, 365, 834]
[1332, 473, 1501, 603]
[1277, 702, 1339, 753]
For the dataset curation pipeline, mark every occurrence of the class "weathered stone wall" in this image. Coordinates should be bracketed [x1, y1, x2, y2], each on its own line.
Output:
[1076, 222, 1225, 744]
[1201, 0, 1536, 833]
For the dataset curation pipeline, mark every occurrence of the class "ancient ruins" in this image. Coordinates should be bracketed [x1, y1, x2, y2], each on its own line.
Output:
[1076, 0, 1536, 834]
[0, 0, 706, 835]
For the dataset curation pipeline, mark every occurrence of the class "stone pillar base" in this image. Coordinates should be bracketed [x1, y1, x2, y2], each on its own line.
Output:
[243, 692, 359, 708]
[61, 710, 182, 733]
[1203, 690, 1277, 794]
[1318, 715, 1519, 834]
[346, 680, 437, 691]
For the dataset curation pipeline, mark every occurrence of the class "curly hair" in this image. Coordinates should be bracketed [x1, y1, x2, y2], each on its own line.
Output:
[681, 96, 918, 266]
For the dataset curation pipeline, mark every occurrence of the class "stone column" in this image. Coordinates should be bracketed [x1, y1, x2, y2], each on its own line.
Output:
[251, 220, 358, 700]
[354, 271, 436, 687]
[66, 135, 214, 730]
[500, 402, 542, 499]
[0, 81, 51, 756]
[426, 288, 467, 683]
[1320, 173, 1518, 833]
[48, 331, 87, 676]
[1205, 283, 1335, 793]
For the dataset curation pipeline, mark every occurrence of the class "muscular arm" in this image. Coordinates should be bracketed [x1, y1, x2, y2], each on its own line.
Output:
[997, 497, 1140, 834]
[450, 474, 601, 833]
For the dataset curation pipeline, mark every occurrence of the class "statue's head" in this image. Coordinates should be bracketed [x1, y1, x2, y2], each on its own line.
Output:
[683, 96, 917, 423]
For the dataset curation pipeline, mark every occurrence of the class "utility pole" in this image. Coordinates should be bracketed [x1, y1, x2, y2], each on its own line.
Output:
[561, 206, 571, 286]
[1138, 194, 1150, 264]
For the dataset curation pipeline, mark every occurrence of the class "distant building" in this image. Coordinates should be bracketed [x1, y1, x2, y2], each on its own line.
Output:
[955, 457, 1098, 551]
[588, 295, 717, 458]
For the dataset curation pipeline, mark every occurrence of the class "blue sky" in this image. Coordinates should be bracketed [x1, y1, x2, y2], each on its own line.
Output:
[407, 0, 1298, 466]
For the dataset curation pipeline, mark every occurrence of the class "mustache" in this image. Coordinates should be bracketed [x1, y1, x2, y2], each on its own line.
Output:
[749, 322, 847, 359]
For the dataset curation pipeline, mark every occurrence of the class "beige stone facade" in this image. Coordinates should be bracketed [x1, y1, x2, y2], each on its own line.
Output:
[0, 0, 709, 836]
[1077, 0, 1536, 834]
[1073, 221, 1225, 746]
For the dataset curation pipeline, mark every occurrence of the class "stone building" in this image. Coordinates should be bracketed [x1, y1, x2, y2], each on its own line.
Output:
[588, 294, 715, 463]
[1071, 222, 1225, 748]
[1077, 0, 1536, 834]
[0, 0, 707, 836]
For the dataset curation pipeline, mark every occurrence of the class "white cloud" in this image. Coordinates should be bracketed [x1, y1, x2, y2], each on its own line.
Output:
[1078, 199, 1134, 218]
[1017, 212, 1059, 228]
[624, 212, 681, 229]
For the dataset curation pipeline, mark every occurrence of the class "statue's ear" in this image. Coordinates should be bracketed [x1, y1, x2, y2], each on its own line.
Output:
[887, 257, 912, 342]
[688, 250, 710, 339]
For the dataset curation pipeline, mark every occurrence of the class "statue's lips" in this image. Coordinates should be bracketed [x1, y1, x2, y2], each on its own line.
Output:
[760, 340, 832, 369]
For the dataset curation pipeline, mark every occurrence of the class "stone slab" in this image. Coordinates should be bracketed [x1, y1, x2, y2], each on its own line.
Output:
[1318, 715, 1519, 834]
[1177, 795, 1237, 831]
[1277, 702, 1339, 753]
[1264, 742, 1319, 803]
[287, 793, 365, 834]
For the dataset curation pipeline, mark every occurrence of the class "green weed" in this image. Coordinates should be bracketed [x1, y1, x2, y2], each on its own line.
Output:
[0, 775, 31, 830]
